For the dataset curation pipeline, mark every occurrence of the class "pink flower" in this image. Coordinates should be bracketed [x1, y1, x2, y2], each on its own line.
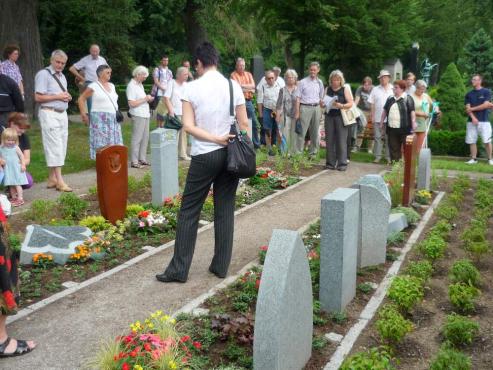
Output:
[260, 245, 268, 251]
[139, 221, 145, 228]
[192, 341, 202, 349]
[307, 250, 319, 260]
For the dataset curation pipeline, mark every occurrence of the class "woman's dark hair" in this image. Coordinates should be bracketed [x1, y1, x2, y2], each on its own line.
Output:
[393, 79, 407, 90]
[193, 42, 219, 68]
[7, 112, 30, 129]
[3, 44, 20, 60]
[96, 64, 111, 78]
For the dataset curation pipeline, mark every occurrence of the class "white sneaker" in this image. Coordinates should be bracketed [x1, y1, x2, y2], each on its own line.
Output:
[489, 159, 493, 165]
[466, 158, 478, 164]
[180, 155, 191, 161]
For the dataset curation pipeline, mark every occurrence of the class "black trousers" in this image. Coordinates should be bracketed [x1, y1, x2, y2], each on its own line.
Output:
[388, 130, 407, 162]
[163, 147, 239, 281]
[325, 114, 349, 168]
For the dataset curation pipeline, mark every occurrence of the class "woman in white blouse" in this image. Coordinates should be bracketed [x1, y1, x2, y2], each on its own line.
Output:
[78, 64, 122, 160]
[126, 66, 154, 168]
[156, 42, 249, 283]
[164, 66, 189, 160]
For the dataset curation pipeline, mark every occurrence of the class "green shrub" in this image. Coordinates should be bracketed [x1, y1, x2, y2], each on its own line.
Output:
[128, 176, 139, 193]
[428, 130, 469, 156]
[448, 283, 480, 313]
[466, 240, 490, 260]
[435, 203, 459, 221]
[388, 275, 424, 312]
[435, 63, 467, 132]
[57, 193, 88, 220]
[391, 206, 420, 224]
[430, 220, 453, 239]
[429, 345, 472, 370]
[26, 199, 57, 223]
[357, 282, 374, 294]
[384, 162, 404, 207]
[125, 204, 145, 217]
[442, 313, 479, 346]
[387, 231, 405, 246]
[405, 260, 434, 282]
[340, 347, 395, 370]
[7, 233, 22, 253]
[449, 259, 481, 287]
[419, 234, 447, 261]
[376, 304, 414, 344]
[79, 215, 111, 232]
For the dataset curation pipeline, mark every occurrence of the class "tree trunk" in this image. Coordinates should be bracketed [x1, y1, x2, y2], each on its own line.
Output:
[299, 41, 306, 76]
[0, 0, 43, 115]
[184, 0, 208, 56]
[284, 43, 294, 69]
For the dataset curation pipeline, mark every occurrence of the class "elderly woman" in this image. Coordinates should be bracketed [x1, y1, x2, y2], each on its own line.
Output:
[354, 76, 374, 152]
[78, 64, 122, 160]
[7, 113, 33, 189]
[381, 80, 416, 162]
[412, 79, 434, 153]
[276, 69, 298, 155]
[164, 66, 189, 160]
[0, 45, 24, 98]
[126, 66, 154, 168]
[324, 70, 353, 171]
[156, 42, 248, 283]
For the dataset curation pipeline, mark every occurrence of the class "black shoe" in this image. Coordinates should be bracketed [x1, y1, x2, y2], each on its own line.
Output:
[268, 150, 275, 156]
[155, 273, 186, 283]
[324, 165, 336, 170]
[208, 267, 226, 279]
[337, 166, 347, 171]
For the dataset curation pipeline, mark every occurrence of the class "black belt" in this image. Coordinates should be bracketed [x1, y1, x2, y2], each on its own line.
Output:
[300, 103, 319, 107]
[41, 107, 65, 113]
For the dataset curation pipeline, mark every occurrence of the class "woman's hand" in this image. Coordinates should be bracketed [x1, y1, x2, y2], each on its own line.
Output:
[21, 163, 26, 172]
[81, 113, 89, 125]
[215, 134, 236, 146]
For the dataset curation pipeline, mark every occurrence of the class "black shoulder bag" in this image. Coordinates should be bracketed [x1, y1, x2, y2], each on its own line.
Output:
[226, 79, 256, 178]
[96, 82, 124, 123]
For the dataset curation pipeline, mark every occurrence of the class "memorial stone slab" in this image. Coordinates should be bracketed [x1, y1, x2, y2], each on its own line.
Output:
[320, 188, 360, 313]
[253, 229, 312, 370]
[352, 175, 391, 268]
[417, 148, 432, 190]
[151, 128, 179, 207]
[387, 213, 408, 236]
[20, 225, 92, 265]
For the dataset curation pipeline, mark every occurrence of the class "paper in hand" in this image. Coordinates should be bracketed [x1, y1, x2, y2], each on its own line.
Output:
[323, 95, 338, 113]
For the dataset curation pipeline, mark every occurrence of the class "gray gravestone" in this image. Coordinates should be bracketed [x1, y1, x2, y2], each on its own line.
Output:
[417, 148, 432, 190]
[254, 229, 312, 370]
[20, 225, 92, 265]
[151, 128, 179, 206]
[352, 175, 391, 268]
[320, 188, 360, 313]
[387, 213, 409, 236]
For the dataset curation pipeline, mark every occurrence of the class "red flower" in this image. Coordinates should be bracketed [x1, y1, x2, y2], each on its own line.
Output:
[163, 197, 173, 205]
[2, 290, 16, 309]
[113, 355, 119, 361]
[143, 343, 152, 352]
[0, 256, 4, 265]
[180, 335, 191, 343]
[138, 210, 150, 218]
[122, 363, 130, 370]
[129, 350, 138, 357]
[192, 341, 202, 349]
[260, 245, 268, 251]
[255, 279, 261, 290]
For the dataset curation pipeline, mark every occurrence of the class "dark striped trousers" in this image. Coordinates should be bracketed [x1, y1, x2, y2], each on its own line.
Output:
[163, 147, 239, 281]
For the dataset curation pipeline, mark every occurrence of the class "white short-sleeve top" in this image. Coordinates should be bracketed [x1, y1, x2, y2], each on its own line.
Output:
[88, 82, 118, 113]
[164, 80, 187, 116]
[182, 70, 245, 156]
[126, 79, 150, 118]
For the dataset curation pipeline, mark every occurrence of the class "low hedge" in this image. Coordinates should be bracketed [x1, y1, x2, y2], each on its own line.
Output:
[428, 130, 469, 157]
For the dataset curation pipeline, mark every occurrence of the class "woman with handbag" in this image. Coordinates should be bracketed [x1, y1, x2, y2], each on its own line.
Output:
[323, 70, 353, 171]
[156, 42, 249, 283]
[78, 64, 123, 160]
[276, 69, 298, 155]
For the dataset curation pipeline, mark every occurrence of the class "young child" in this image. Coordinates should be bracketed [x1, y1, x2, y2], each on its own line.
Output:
[0, 128, 28, 207]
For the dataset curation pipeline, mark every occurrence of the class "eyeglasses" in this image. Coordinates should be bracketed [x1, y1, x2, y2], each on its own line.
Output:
[266, 77, 275, 80]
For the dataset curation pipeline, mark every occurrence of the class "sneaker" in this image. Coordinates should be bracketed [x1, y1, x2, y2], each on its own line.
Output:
[373, 158, 381, 164]
[489, 159, 493, 165]
[466, 158, 478, 164]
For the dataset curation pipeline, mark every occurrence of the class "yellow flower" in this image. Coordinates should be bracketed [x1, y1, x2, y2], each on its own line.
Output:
[168, 360, 177, 370]
[170, 319, 176, 325]
[147, 323, 154, 329]
[134, 365, 143, 370]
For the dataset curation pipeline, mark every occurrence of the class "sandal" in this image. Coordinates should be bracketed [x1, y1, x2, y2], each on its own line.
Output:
[11, 199, 25, 207]
[131, 163, 143, 169]
[139, 160, 150, 166]
[0, 337, 35, 357]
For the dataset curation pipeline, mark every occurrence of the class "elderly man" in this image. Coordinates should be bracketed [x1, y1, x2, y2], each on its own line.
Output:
[152, 55, 174, 127]
[231, 57, 260, 148]
[0, 74, 24, 130]
[35, 50, 72, 192]
[69, 44, 108, 114]
[295, 62, 324, 155]
[368, 70, 393, 164]
[258, 70, 281, 156]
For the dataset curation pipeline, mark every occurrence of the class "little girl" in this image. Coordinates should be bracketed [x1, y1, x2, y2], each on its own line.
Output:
[0, 128, 28, 207]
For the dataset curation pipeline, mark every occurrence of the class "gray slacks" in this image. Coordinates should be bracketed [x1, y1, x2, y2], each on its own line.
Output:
[130, 115, 150, 164]
[325, 114, 349, 168]
[298, 105, 321, 154]
[373, 121, 390, 161]
[163, 147, 239, 281]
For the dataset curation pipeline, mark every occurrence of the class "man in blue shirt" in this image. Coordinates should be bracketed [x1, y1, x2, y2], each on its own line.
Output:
[465, 74, 492, 165]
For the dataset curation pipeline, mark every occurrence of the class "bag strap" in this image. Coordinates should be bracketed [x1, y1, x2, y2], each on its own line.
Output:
[45, 68, 66, 92]
[96, 82, 118, 112]
[228, 78, 234, 117]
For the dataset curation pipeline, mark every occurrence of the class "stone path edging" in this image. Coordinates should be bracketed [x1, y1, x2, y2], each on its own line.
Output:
[7, 169, 328, 325]
[323, 191, 445, 370]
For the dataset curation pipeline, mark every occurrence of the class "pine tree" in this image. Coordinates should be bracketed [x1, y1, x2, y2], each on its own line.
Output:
[436, 63, 467, 131]
[458, 28, 493, 86]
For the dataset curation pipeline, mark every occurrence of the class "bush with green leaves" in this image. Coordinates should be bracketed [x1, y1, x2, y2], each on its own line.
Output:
[448, 283, 480, 313]
[429, 344, 472, 370]
[57, 192, 88, 220]
[419, 234, 447, 262]
[442, 313, 479, 346]
[391, 206, 420, 225]
[376, 304, 414, 344]
[449, 259, 481, 287]
[428, 130, 469, 156]
[430, 220, 452, 239]
[387, 231, 405, 247]
[79, 215, 112, 232]
[435, 63, 467, 131]
[340, 346, 395, 370]
[405, 260, 434, 283]
[435, 203, 459, 221]
[384, 161, 404, 208]
[125, 204, 145, 218]
[388, 275, 424, 312]
[26, 199, 57, 223]
[7, 233, 22, 253]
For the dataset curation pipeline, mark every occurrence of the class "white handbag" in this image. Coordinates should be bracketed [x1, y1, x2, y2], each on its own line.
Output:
[340, 84, 360, 126]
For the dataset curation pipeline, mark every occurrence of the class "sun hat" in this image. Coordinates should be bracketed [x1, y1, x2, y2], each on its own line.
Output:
[378, 70, 391, 79]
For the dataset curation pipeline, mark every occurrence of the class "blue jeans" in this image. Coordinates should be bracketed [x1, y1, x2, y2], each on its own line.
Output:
[85, 81, 93, 114]
[262, 108, 279, 145]
[245, 100, 260, 147]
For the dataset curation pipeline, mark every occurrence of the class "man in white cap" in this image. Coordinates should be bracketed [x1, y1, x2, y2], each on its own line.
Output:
[368, 69, 393, 163]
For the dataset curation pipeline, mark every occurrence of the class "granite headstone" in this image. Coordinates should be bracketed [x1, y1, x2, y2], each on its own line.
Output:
[20, 225, 92, 265]
[253, 229, 312, 370]
[352, 175, 391, 267]
[417, 148, 431, 190]
[151, 128, 179, 207]
[320, 188, 360, 313]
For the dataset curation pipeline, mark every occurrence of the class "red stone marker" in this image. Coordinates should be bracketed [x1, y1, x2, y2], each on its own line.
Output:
[96, 145, 128, 224]
[402, 135, 418, 206]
